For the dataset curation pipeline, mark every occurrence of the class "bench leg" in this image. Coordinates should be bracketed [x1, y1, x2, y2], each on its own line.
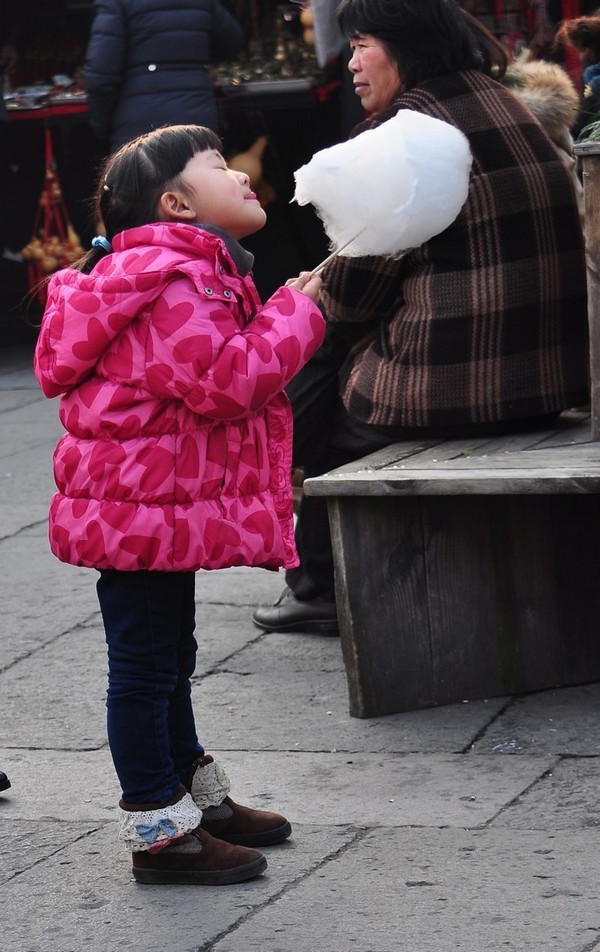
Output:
[328, 495, 600, 717]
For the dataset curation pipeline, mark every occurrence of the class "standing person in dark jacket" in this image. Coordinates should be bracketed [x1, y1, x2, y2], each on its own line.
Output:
[83, 0, 245, 153]
[252, 0, 589, 637]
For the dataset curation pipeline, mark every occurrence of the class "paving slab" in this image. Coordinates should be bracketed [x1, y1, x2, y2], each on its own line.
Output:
[0, 464, 57, 526]
[0, 389, 43, 411]
[0, 347, 40, 390]
[2, 585, 509, 757]
[4, 817, 101, 885]
[472, 684, 600, 756]
[0, 558, 281, 673]
[0, 746, 554, 831]
[208, 827, 600, 952]
[0, 624, 108, 749]
[2, 344, 600, 952]
[0, 404, 60, 469]
[0, 531, 96, 668]
[490, 756, 600, 831]
[0, 748, 118, 823]
[194, 665, 508, 754]
[2, 823, 358, 952]
[208, 749, 555, 828]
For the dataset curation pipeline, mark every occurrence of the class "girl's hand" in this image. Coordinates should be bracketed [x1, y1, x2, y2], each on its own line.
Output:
[285, 271, 322, 303]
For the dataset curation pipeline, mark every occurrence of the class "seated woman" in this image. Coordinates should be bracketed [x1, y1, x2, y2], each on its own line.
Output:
[252, 0, 589, 636]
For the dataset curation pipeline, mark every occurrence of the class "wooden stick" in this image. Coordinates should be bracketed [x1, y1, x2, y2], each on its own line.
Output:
[574, 140, 600, 440]
[308, 228, 366, 277]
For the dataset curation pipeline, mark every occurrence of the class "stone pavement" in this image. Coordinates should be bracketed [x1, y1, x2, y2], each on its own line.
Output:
[1, 343, 600, 952]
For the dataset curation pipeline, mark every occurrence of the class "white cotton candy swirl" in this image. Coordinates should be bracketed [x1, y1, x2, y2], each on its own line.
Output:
[293, 110, 473, 257]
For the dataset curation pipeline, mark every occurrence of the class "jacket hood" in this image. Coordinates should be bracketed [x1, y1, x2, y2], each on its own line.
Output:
[503, 57, 579, 141]
[35, 223, 248, 397]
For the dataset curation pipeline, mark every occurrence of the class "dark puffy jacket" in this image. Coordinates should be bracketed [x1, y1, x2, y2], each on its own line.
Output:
[83, 0, 244, 152]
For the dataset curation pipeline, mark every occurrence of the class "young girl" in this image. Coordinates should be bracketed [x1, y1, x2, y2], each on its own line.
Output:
[33, 124, 325, 885]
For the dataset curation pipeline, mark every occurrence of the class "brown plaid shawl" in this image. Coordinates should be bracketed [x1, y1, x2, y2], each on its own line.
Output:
[321, 70, 589, 427]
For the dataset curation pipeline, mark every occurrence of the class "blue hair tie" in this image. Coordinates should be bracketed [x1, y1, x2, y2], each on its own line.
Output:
[91, 235, 112, 253]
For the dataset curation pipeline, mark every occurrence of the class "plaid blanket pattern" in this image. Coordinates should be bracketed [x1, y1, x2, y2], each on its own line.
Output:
[321, 70, 589, 427]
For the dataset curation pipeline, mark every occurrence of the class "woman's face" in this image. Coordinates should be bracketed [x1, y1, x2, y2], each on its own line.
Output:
[348, 34, 402, 113]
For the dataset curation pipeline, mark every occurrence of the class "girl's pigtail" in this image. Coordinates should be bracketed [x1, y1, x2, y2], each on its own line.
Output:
[73, 235, 113, 275]
[91, 235, 112, 253]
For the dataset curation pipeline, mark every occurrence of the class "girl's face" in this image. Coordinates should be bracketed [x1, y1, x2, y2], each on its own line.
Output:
[160, 149, 267, 240]
[348, 34, 402, 113]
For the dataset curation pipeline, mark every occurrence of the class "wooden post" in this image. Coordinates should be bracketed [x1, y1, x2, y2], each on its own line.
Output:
[574, 141, 600, 440]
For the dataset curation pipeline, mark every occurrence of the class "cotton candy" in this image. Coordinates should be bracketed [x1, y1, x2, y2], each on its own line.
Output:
[293, 110, 473, 258]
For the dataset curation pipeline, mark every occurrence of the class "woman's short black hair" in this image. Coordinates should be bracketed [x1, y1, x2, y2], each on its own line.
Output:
[337, 0, 508, 89]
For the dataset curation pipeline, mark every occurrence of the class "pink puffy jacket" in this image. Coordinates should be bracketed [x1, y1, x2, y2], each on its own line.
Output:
[34, 222, 325, 572]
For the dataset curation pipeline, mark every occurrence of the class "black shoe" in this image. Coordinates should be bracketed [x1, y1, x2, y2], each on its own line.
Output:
[0, 772, 11, 793]
[252, 587, 339, 635]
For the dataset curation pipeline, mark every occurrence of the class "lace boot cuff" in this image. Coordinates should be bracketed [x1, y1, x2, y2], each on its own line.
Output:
[190, 759, 231, 809]
[119, 792, 202, 853]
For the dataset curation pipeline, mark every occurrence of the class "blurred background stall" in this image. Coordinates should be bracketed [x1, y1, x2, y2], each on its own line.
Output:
[2, 0, 598, 344]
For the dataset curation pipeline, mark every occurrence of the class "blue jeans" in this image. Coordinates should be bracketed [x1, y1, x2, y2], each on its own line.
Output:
[96, 569, 204, 805]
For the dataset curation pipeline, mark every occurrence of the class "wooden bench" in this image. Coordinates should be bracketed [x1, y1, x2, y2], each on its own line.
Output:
[303, 142, 600, 718]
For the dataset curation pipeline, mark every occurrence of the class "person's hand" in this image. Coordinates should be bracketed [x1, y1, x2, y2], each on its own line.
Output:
[285, 270, 322, 303]
[0, 44, 19, 74]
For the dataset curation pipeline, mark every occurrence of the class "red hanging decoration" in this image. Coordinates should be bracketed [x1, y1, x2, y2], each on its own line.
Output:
[21, 129, 84, 304]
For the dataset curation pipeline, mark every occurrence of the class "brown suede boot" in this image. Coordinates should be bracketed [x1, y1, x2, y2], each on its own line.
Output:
[187, 755, 292, 847]
[120, 784, 267, 885]
[131, 826, 267, 885]
[202, 797, 292, 847]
